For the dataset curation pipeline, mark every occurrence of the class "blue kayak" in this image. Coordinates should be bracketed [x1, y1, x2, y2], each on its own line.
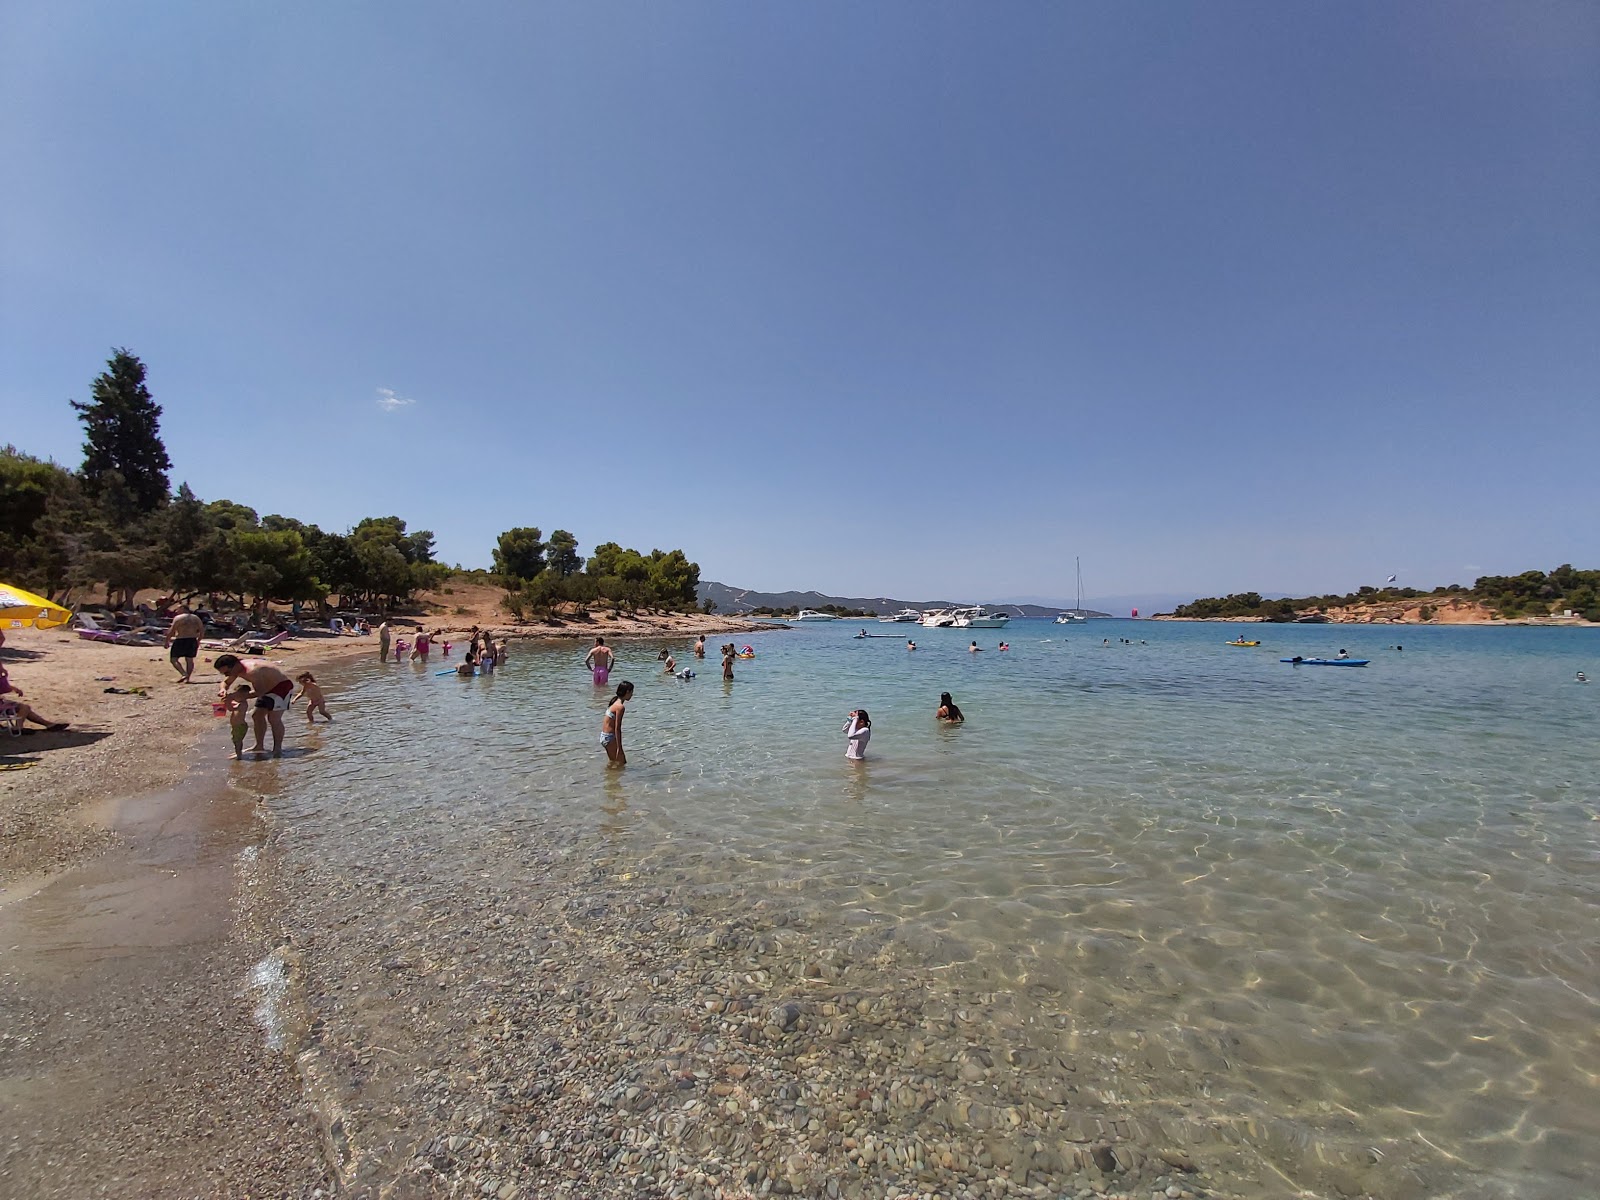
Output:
[1281, 657, 1369, 667]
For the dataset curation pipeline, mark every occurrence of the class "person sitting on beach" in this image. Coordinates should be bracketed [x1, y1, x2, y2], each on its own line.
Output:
[164, 609, 205, 683]
[694, 635, 706, 659]
[0, 631, 69, 732]
[663, 653, 676, 674]
[936, 692, 965, 723]
[225, 683, 253, 758]
[602, 680, 633, 767]
[296, 673, 332, 723]
[843, 709, 871, 760]
[213, 653, 293, 756]
[969, 641, 982, 652]
[585, 637, 614, 686]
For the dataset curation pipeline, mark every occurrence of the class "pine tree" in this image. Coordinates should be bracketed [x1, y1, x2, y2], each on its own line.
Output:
[71, 348, 172, 512]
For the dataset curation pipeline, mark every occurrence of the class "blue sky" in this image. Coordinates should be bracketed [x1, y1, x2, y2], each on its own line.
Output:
[3, 2, 1596, 610]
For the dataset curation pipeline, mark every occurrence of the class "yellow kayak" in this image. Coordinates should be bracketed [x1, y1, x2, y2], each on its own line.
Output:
[1225, 639, 1261, 647]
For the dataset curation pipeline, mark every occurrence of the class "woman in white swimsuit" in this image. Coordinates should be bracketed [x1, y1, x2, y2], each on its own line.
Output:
[843, 709, 871, 760]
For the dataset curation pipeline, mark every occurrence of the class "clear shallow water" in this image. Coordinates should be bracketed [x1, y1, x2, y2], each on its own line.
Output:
[268, 619, 1598, 1197]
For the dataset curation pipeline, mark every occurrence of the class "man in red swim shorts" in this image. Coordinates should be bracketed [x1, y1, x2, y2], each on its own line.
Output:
[213, 653, 294, 756]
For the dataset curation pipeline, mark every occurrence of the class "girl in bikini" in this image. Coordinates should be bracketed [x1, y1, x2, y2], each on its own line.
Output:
[601, 680, 633, 767]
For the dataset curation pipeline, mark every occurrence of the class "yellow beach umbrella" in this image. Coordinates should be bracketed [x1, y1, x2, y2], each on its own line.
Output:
[0, 583, 73, 630]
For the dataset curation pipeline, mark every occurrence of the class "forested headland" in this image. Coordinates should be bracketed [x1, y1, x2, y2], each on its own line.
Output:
[1, 349, 703, 618]
[1170, 569, 1600, 623]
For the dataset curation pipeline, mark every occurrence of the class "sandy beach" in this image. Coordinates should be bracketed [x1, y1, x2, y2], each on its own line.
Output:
[0, 604, 772, 1198]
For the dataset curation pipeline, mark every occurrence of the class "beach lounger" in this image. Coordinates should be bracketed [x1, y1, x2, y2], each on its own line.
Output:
[75, 617, 158, 646]
[201, 630, 290, 652]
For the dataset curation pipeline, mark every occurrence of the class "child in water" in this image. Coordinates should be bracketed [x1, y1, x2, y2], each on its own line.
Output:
[602, 681, 633, 767]
[295, 672, 332, 722]
[226, 682, 253, 758]
[843, 709, 871, 760]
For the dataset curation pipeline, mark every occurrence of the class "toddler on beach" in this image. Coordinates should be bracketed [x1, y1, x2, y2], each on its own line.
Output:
[226, 683, 253, 758]
[296, 673, 332, 723]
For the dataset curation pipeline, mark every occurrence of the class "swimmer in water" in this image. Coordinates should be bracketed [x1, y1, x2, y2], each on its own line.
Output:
[601, 681, 633, 767]
[584, 637, 614, 686]
[843, 709, 871, 760]
[969, 641, 982, 653]
[936, 692, 964, 723]
[1578, 671, 1589, 683]
[906, 639, 916, 651]
[694, 635, 706, 659]
[663, 653, 676, 674]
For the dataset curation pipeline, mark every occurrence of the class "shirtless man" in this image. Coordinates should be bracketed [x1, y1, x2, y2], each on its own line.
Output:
[213, 653, 294, 756]
[584, 637, 615, 686]
[164, 609, 206, 682]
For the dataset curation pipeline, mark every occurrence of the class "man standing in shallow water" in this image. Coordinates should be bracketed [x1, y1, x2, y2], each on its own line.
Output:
[213, 653, 294, 756]
[164, 609, 205, 683]
[584, 637, 614, 686]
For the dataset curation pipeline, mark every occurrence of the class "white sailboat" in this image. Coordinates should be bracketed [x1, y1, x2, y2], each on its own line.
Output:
[1056, 558, 1088, 624]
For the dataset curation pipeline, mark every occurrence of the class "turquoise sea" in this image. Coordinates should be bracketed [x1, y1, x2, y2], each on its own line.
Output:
[264, 618, 1598, 1198]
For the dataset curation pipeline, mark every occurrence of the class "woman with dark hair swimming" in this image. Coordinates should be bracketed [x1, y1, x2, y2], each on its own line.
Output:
[936, 692, 964, 723]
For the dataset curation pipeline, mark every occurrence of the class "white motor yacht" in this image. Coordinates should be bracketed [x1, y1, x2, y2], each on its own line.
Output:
[951, 605, 1010, 629]
[878, 608, 922, 623]
[792, 609, 838, 622]
[918, 609, 957, 628]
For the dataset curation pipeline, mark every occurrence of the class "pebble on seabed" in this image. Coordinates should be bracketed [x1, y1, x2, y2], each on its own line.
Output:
[277, 851, 1387, 1200]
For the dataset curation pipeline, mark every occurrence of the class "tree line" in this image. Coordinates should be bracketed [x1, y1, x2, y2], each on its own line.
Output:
[493, 527, 703, 618]
[2, 348, 704, 620]
[1171, 567, 1600, 622]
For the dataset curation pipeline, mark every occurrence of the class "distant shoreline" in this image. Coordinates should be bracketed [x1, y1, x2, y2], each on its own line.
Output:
[1151, 614, 1596, 628]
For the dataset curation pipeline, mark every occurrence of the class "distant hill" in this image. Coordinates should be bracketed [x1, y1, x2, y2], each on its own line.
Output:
[697, 581, 1108, 619]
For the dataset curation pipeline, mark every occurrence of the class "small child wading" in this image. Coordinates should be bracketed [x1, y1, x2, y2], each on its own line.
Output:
[296, 673, 332, 723]
[226, 683, 253, 759]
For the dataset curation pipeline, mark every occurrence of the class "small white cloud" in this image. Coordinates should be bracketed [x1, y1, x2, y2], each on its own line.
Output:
[375, 387, 416, 413]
